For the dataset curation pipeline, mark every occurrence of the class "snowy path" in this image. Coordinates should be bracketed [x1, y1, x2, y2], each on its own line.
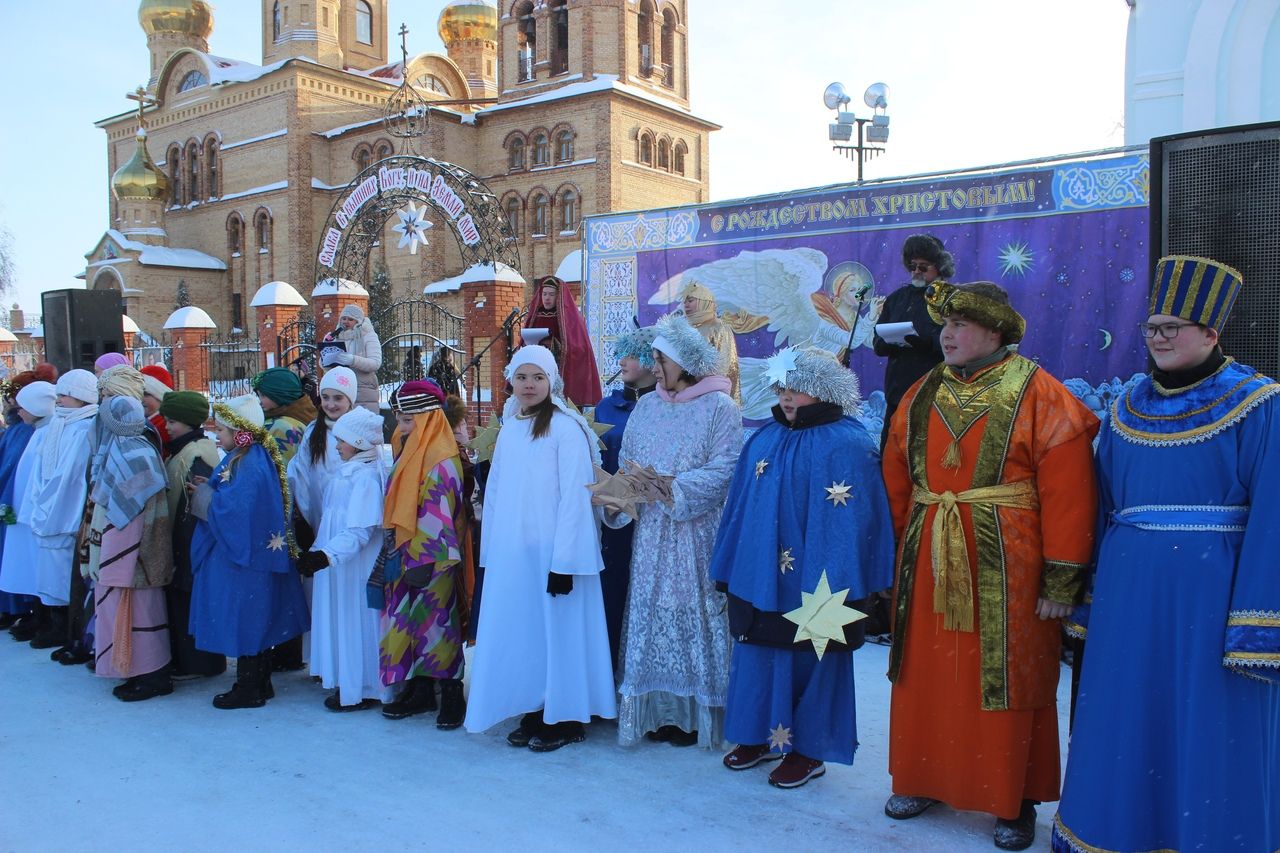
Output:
[0, 637, 1068, 851]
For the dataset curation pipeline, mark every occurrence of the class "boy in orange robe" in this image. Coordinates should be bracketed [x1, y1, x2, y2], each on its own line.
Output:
[880, 282, 1098, 852]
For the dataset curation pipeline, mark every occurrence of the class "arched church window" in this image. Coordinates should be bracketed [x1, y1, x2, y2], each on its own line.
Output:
[186, 142, 201, 204]
[205, 138, 219, 198]
[179, 70, 208, 92]
[661, 8, 677, 88]
[508, 137, 526, 171]
[166, 144, 182, 207]
[255, 211, 272, 252]
[550, 0, 569, 76]
[505, 196, 522, 238]
[556, 130, 574, 163]
[532, 133, 549, 167]
[272, 1, 281, 41]
[374, 140, 393, 161]
[639, 1, 655, 75]
[515, 2, 535, 82]
[674, 140, 688, 176]
[356, 0, 373, 44]
[639, 133, 653, 166]
[560, 189, 578, 232]
[532, 194, 549, 235]
[657, 139, 670, 171]
[228, 214, 244, 255]
[355, 145, 372, 173]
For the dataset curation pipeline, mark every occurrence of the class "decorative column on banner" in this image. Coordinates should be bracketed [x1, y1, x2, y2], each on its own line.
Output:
[163, 305, 216, 393]
[122, 315, 140, 361]
[251, 281, 309, 371]
[312, 278, 369, 343]
[461, 263, 526, 424]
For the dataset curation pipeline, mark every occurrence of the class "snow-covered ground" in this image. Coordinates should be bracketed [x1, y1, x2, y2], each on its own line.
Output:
[0, 637, 1070, 851]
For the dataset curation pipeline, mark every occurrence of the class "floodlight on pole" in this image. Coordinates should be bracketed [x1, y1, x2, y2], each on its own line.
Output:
[824, 80, 891, 182]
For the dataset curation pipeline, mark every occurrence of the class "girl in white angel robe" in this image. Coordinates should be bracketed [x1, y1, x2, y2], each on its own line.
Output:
[648, 248, 884, 419]
[28, 370, 100, 608]
[0, 382, 57, 602]
[602, 314, 743, 749]
[464, 346, 616, 751]
[298, 406, 393, 710]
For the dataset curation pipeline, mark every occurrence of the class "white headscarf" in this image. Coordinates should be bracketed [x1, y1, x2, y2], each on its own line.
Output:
[503, 345, 601, 466]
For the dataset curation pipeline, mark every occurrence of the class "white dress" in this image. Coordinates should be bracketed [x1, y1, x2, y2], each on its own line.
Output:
[0, 421, 50, 597]
[464, 410, 617, 732]
[309, 453, 391, 705]
[287, 421, 342, 663]
[26, 414, 96, 606]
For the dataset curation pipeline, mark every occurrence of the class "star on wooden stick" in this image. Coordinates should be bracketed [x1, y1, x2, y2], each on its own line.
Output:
[267, 532, 287, 552]
[778, 547, 795, 574]
[783, 570, 867, 660]
[467, 415, 501, 464]
[824, 481, 852, 507]
[767, 722, 793, 752]
[586, 465, 641, 518]
[754, 459, 769, 480]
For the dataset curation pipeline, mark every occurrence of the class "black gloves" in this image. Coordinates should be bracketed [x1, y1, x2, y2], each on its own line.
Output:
[546, 572, 574, 597]
[297, 549, 330, 577]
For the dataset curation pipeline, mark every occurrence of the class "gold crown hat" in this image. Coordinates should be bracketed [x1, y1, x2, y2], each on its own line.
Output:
[1148, 255, 1244, 332]
[925, 281, 1026, 344]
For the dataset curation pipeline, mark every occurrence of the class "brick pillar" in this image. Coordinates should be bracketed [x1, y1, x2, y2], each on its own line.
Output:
[312, 291, 369, 339]
[169, 328, 210, 393]
[0, 338, 14, 373]
[462, 277, 525, 426]
[257, 303, 304, 371]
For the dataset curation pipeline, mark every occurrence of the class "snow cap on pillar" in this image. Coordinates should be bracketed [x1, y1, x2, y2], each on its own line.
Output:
[250, 281, 308, 307]
[163, 306, 217, 330]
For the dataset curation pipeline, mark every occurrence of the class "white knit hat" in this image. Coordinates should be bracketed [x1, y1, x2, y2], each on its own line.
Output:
[15, 381, 56, 419]
[318, 366, 358, 407]
[56, 369, 99, 405]
[141, 374, 170, 402]
[214, 393, 265, 430]
[332, 407, 384, 451]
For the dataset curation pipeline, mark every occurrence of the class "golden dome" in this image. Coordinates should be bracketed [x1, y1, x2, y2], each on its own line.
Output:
[438, 1, 498, 46]
[112, 130, 171, 202]
[138, 0, 214, 38]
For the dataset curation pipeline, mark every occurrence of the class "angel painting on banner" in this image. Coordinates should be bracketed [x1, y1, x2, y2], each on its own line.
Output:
[647, 248, 883, 420]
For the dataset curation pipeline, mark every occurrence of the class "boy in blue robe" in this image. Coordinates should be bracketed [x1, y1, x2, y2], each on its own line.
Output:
[711, 347, 895, 788]
[592, 326, 657, 666]
[1053, 256, 1280, 853]
[188, 394, 309, 709]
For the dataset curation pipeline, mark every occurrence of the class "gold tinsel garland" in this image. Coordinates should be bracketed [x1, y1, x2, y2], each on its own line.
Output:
[211, 403, 299, 559]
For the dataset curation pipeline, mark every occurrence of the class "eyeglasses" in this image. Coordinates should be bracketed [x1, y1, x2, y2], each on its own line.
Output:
[1139, 321, 1198, 340]
[907, 263, 934, 273]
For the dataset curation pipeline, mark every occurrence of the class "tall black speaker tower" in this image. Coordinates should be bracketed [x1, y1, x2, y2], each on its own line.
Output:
[41, 289, 126, 373]
[1150, 121, 1280, 377]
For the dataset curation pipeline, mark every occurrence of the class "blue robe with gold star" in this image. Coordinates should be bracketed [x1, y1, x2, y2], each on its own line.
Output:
[710, 406, 895, 764]
[189, 443, 309, 657]
[1053, 360, 1280, 853]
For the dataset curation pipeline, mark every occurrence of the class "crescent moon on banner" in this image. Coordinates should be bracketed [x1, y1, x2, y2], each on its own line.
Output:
[1099, 328, 1113, 351]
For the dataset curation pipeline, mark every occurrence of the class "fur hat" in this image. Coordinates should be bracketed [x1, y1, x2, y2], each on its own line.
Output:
[15, 381, 56, 419]
[98, 365, 146, 401]
[214, 394, 266, 430]
[612, 326, 659, 370]
[318, 366, 358, 407]
[332, 407, 385, 451]
[902, 234, 956, 279]
[925, 281, 1026, 344]
[652, 314, 724, 378]
[56, 369, 99, 405]
[765, 347, 861, 412]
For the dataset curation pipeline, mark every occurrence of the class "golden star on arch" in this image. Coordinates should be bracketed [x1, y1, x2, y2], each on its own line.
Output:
[754, 459, 769, 480]
[782, 569, 868, 660]
[267, 532, 287, 552]
[767, 722, 793, 752]
[825, 481, 852, 507]
[778, 547, 795, 574]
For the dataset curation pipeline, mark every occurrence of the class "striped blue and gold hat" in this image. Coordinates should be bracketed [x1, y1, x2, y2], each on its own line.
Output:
[1148, 255, 1244, 332]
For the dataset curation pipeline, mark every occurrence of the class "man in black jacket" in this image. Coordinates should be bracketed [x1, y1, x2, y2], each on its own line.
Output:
[872, 234, 954, 447]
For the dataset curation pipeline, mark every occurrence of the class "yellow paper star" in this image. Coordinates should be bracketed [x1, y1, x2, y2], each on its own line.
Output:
[754, 459, 769, 480]
[825, 481, 852, 507]
[782, 569, 868, 660]
[219, 468, 232, 483]
[778, 547, 795, 574]
[267, 532, 286, 552]
[467, 415, 502, 464]
[571, 401, 614, 447]
[767, 722, 793, 752]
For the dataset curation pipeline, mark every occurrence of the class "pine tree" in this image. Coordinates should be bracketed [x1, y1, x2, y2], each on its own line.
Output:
[175, 279, 191, 309]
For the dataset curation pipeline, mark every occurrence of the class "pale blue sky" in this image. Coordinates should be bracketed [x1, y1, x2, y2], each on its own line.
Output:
[0, 0, 1128, 316]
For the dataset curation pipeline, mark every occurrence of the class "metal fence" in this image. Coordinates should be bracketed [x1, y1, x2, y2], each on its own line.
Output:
[201, 334, 261, 399]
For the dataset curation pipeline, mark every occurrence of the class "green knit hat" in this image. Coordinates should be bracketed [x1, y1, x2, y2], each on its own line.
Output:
[158, 390, 210, 429]
[251, 367, 304, 405]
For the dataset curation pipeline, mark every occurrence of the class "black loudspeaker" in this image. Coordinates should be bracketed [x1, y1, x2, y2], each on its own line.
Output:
[41, 289, 126, 373]
[1150, 121, 1280, 377]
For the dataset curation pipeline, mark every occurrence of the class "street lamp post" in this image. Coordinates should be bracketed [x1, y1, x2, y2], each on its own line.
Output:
[825, 82, 891, 182]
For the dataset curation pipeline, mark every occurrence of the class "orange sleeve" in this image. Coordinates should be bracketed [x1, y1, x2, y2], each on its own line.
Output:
[881, 393, 915, 539]
[1034, 431, 1097, 604]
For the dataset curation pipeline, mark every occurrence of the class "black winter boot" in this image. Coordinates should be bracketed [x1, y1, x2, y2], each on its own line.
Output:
[436, 679, 465, 730]
[29, 606, 68, 650]
[213, 655, 270, 709]
[381, 676, 435, 719]
[9, 604, 46, 642]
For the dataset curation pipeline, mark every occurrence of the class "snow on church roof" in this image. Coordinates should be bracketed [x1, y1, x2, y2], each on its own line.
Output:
[97, 231, 227, 271]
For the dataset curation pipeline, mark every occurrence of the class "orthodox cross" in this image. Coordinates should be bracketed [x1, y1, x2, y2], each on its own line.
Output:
[398, 22, 410, 68]
[125, 86, 157, 131]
